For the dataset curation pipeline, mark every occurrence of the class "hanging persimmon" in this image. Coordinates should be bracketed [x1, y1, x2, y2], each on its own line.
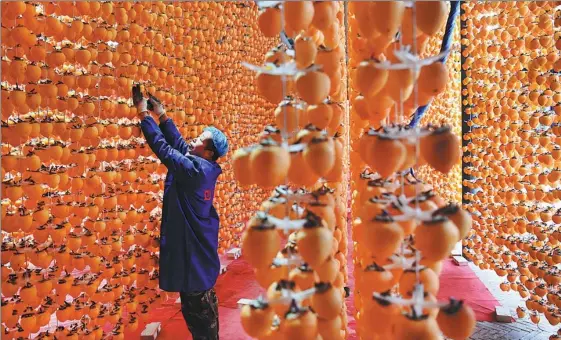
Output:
[361, 293, 400, 337]
[275, 99, 304, 135]
[393, 312, 441, 340]
[241, 213, 280, 269]
[249, 140, 290, 188]
[311, 283, 343, 320]
[418, 61, 449, 96]
[359, 263, 395, 294]
[240, 301, 276, 338]
[256, 263, 288, 289]
[324, 138, 344, 182]
[288, 264, 317, 290]
[420, 126, 461, 174]
[256, 71, 284, 104]
[355, 59, 388, 97]
[433, 204, 473, 240]
[295, 68, 331, 105]
[312, 1, 336, 31]
[437, 299, 476, 340]
[306, 102, 333, 130]
[295, 34, 317, 69]
[370, 1, 406, 37]
[315, 256, 339, 283]
[296, 212, 333, 268]
[367, 135, 406, 178]
[279, 305, 318, 340]
[318, 315, 343, 340]
[232, 147, 254, 187]
[363, 214, 404, 260]
[303, 136, 335, 178]
[416, 1, 449, 36]
[398, 266, 440, 296]
[287, 149, 320, 187]
[284, 1, 315, 34]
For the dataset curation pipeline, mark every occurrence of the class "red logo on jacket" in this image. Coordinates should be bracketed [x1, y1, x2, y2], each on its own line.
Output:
[204, 190, 212, 201]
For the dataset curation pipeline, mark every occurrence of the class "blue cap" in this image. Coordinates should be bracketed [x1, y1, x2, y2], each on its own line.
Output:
[204, 126, 229, 158]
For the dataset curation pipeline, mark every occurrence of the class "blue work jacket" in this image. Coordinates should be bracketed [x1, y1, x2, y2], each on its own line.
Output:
[140, 116, 222, 293]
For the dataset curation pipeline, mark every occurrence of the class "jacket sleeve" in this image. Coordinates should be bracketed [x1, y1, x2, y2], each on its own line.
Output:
[140, 116, 201, 178]
[159, 118, 189, 154]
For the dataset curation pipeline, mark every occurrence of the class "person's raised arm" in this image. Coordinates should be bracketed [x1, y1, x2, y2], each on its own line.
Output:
[149, 97, 189, 154]
[138, 106, 201, 178]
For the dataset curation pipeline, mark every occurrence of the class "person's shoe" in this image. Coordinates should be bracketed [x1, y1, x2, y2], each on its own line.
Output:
[344, 287, 350, 298]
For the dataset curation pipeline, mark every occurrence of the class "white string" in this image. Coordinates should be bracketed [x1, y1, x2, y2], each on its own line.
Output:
[411, 0, 422, 288]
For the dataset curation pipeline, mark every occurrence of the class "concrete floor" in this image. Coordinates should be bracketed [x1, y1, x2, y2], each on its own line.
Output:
[457, 262, 558, 340]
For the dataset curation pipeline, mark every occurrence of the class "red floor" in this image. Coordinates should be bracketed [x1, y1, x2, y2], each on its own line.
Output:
[125, 220, 358, 340]
[127, 224, 498, 339]
[436, 258, 499, 322]
[124, 262, 258, 340]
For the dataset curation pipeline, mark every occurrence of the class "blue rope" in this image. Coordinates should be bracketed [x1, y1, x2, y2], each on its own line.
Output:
[407, 1, 460, 128]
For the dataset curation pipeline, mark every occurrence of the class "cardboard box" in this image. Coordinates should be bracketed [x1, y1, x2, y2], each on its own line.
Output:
[237, 298, 253, 308]
[452, 255, 468, 266]
[140, 322, 161, 340]
[226, 248, 242, 259]
[495, 306, 514, 323]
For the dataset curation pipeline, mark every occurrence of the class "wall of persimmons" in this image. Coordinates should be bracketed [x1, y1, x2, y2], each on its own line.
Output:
[462, 1, 561, 332]
[1, 1, 275, 338]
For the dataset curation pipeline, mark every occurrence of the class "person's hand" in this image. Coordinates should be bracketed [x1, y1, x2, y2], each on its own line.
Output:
[135, 97, 149, 118]
[132, 84, 144, 107]
[148, 97, 165, 117]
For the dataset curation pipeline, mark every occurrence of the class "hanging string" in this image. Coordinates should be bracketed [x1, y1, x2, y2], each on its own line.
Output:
[407, 0, 460, 181]
[407, 0, 460, 128]
[410, 0, 422, 287]
[277, 4, 296, 273]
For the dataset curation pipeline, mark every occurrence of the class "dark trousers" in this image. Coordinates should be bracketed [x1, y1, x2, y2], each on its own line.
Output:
[180, 288, 219, 340]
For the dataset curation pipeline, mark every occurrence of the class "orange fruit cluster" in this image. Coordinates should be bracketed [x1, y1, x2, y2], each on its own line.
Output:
[1, 1, 275, 339]
[417, 20, 462, 204]
[237, 2, 351, 339]
[348, 2, 475, 340]
[461, 1, 561, 332]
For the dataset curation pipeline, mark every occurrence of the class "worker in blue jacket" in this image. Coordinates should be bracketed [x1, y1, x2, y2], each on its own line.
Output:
[135, 94, 228, 340]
